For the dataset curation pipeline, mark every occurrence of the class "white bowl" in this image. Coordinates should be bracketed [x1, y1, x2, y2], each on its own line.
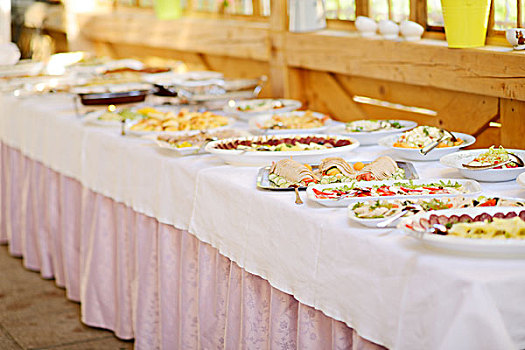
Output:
[378, 20, 399, 40]
[378, 132, 476, 161]
[518, 172, 525, 188]
[440, 149, 525, 182]
[400, 20, 424, 41]
[249, 111, 332, 135]
[505, 28, 525, 50]
[223, 99, 302, 120]
[205, 134, 360, 166]
[327, 119, 417, 145]
[355, 16, 378, 37]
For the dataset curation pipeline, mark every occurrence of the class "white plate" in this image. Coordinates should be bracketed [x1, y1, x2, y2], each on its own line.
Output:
[143, 71, 224, 85]
[328, 120, 417, 145]
[0, 60, 44, 77]
[144, 129, 252, 156]
[306, 178, 482, 207]
[151, 137, 201, 156]
[378, 132, 476, 161]
[440, 149, 525, 182]
[398, 207, 525, 257]
[249, 111, 332, 135]
[223, 99, 302, 120]
[347, 196, 525, 228]
[347, 208, 400, 228]
[205, 134, 360, 166]
[518, 172, 525, 188]
[82, 110, 143, 127]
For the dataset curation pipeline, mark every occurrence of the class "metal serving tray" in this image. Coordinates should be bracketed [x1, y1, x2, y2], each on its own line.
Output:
[256, 161, 418, 191]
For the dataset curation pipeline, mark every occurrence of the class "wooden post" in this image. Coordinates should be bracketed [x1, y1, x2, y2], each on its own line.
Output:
[500, 99, 525, 148]
[355, 0, 369, 17]
[269, 0, 289, 97]
[409, 0, 427, 27]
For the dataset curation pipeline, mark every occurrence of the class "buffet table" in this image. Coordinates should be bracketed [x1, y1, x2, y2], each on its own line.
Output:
[1, 93, 525, 350]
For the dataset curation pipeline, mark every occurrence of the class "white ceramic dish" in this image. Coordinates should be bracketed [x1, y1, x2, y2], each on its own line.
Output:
[205, 134, 360, 166]
[440, 149, 525, 182]
[249, 111, 332, 135]
[0, 60, 44, 78]
[518, 172, 525, 188]
[398, 207, 525, 257]
[223, 99, 302, 120]
[327, 120, 417, 146]
[306, 178, 482, 208]
[82, 110, 141, 127]
[347, 196, 525, 228]
[125, 116, 234, 137]
[378, 132, 476, 161]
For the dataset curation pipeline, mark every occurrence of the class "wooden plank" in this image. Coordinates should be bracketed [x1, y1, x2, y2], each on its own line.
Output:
[409, 0, 427, 26]
[335, 74, 499, 133]
[500, 99, 525, 148]
[284, 31, 525, 101]
[355, 0, 369, 17]
[288, 69, 368, 120]
[80, 12, 270, 61]
[288, 71, 499, 138]
[268, 0, 288, 97]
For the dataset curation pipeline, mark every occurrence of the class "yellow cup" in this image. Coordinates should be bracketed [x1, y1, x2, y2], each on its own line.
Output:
[441, 0, 491, 48]
[154, 0, 182, 20]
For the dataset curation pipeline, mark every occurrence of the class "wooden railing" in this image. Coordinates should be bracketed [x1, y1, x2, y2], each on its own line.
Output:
[77, 0, 525, 148]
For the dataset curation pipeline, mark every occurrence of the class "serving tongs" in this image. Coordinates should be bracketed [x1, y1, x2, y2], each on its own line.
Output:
[461, 152, 524, 170]
[420, 129, 457, 156]
[376, 205, 422, 228]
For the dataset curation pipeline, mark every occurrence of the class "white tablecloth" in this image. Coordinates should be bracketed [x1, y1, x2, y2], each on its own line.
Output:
[1, 93, 525, 350]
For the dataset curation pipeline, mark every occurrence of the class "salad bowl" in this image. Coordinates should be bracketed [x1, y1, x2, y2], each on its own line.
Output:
[223, 99, 302, 120]
[378, 127, 476, 161]
[327, 119, 417, 145]
[249, 111, 332, 135]
[440, 148, 525, 182]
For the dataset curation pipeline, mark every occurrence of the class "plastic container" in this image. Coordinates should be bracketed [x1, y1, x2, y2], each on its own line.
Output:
[441, 0, 491, 48]
[154, 0, 182, 20]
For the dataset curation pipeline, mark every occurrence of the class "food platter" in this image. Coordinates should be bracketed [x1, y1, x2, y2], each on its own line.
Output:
[378, 131, 476, 161]
[306, 178, 482, 207]
[82, 108, 147, 127]
[348, 196, 525, 228]
[124, 109, 234, 137]
[145, 129, 251, 156]
[399, 207, 525, 257]
[205, 134, 359, 166]
[73, 83, 153, 106]
[248, 111, 332, 134]
[327, 120, 417, 145]
[440, 148, 525, 182]
[256, 160, 418, 191]
[223, 99, 302, 120]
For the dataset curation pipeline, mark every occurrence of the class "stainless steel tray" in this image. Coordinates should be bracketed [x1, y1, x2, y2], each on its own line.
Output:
[256, 161, 419, 191]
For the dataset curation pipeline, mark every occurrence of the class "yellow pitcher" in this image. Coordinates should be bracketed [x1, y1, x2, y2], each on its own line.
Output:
[441, 0, 491, 48]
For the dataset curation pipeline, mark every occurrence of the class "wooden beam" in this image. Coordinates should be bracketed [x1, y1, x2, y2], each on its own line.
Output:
[284, 31, 525, 101]
[268, 0, 288, 97]
[410, 0, 427, 27]
[80, 12, 270, 61]
[355, 0, 369, 17]
[288, 69, 368, 120]
[500, 99, 525, 148]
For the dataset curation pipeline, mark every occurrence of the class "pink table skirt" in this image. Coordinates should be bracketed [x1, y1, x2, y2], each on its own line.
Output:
[0, 143, 385, 350]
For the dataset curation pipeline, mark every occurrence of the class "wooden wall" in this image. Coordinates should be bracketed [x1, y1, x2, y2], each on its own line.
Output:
[75, 6, 525, 149]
